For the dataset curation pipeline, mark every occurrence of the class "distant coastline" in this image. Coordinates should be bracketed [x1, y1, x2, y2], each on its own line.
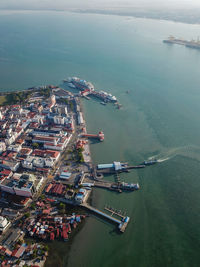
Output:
[73, 9, 200, 25]
[0, 7, 200, 25]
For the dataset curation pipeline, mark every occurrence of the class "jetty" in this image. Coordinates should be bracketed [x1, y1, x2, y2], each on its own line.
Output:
[82, 131, 104, 142]
[80, 202, 129, 233]
[96, 161, 145, 175]
[94, 180, 113, 189]
[104, 205, 126, 218]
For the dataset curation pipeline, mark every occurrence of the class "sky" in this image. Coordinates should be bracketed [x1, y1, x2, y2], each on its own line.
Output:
[0, 0, 200, 10]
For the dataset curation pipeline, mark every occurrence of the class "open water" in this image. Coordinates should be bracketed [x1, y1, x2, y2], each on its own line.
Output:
[0, 10, 200, 267]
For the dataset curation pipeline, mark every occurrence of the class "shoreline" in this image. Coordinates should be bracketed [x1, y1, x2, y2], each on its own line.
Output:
[0, 78, 140, 266]
[44, 210, 88, 267]
[0, 8, 200, 26]
[0, 81, 105, 266]
[0, 83, 92, 266]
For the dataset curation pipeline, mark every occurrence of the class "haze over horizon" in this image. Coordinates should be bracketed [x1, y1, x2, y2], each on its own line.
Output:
[0, 0, 200, 10]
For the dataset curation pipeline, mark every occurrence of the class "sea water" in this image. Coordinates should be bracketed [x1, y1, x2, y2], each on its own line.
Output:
[0, 10, 200, 267]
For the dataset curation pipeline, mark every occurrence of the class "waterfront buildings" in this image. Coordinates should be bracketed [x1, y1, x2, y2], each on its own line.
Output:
[0, 91, 74, 202]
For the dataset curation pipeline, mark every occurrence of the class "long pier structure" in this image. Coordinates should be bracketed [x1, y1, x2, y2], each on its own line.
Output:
[96, 161, 145, 175]
[82, 131, 104, 141]
[81, 202, 129, 233]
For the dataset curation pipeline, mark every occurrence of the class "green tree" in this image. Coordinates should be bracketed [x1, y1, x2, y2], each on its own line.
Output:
[31, 203, 36, 210]
[44, 245, 49, 252]
[32, 250, 37, 259]
[1, 255, 5, 261]
[40, 194, 45, 200]
[18, 239, 23, 245]
[24, 212, 30, 218]
[32, 143, 39, 149]
[69, 101, 74, 111]
[58, 203, 66, 214]
[78, 147, 84, 153]
[58, 203, 65, 210]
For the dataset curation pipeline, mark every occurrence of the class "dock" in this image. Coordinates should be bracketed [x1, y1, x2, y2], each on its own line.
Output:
[96, 164, 145, 175]
[82, 131, 104, 141]
[93, 181, 121, 192]
[94, 181, 112, 189]
[114, 172, 121, 183]
[104, 205, 126, 218]
[80, 202, 129, 233]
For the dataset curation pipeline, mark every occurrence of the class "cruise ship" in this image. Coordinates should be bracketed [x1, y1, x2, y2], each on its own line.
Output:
[98, 91, 117, 102]
[64, 77, 94, 91]
[64, 77, 117, 103]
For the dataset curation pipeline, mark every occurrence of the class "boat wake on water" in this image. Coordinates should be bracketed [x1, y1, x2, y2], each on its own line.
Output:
[148, 145, 200, 164]
[147, 155, 171, 163]
[157, 157, 170, 163]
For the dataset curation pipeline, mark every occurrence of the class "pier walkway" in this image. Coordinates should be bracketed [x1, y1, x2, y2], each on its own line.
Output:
[94, 181, 112, 189]
[80, 202, 129, 233]
[104, 206, 126, 219]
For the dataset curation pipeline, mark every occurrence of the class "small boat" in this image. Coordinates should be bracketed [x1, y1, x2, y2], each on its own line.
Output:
[117, 103, 122, 109]
[68, 83, 76, 88]
[143, 160, 157, 166]
[100, 102, 106, 105]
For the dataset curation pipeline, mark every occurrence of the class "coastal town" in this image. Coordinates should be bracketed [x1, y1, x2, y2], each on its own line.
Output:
[0, 77, 155, 266]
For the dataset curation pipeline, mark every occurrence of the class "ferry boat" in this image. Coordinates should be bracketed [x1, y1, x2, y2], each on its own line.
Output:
[143, 159, 157, 166]
[120, 182, 140, 191]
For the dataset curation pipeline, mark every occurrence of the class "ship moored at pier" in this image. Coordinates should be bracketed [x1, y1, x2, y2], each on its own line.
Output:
[163, 36, 200, 50]
[64, 77, 118, 103]
[65, 77, 95, 91]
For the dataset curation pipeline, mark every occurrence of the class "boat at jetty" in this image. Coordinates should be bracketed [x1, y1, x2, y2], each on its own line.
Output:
[163, 36, 200, 50]
[64, 76, 118, 103]
[68, 82, 76, 88]
[111, 182, 140, 191]
[143, 160, 157, 166]
[64, 77, 94, 91]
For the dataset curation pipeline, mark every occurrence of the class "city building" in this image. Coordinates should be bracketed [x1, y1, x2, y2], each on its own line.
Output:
[0, 216, 11, 233]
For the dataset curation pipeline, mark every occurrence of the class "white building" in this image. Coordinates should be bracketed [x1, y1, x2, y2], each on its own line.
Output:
[22, 156, 55, 169]
[53, 116, 65, 125]
[0, 216, 11, 232]
[75, 188, 88, 204]
[33, 158, 44, 168]
[35, 176, 44, 191]
[7, 144, 22, 153]
[0, 142, 6, 153]
[0, 173, 37, 198]
[32, 115, 44, 124]
[22, 156, 34, 170]
[77, 112, 84, 125]
[44, 158, 54, 167]
[0, 160, 20, 172]
[5, 135, 16, 145]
